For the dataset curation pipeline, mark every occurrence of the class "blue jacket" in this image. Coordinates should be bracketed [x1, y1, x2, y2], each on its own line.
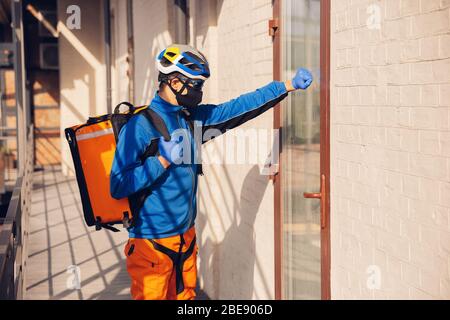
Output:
[110, 81, 288, 239]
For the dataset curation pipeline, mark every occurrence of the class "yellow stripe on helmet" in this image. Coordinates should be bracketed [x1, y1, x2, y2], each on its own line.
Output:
[163, 46, 181, 63]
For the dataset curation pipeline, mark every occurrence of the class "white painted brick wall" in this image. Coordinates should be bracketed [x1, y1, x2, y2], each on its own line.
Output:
[110, 0, 130, 106]
[133, 0, 173, 105]
[331, 0, 450, 299]
[194, 0, 276, 299]
[59, 0, 106, 176]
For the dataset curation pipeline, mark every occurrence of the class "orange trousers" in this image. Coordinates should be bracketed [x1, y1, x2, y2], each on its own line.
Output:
[124, 226, 198, 300]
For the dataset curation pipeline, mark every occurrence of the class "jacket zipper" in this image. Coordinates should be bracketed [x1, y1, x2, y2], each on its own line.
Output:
[177, 112, 195, 224]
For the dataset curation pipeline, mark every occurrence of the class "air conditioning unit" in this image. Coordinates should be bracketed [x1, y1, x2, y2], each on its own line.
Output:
[39, 43, 59, 70]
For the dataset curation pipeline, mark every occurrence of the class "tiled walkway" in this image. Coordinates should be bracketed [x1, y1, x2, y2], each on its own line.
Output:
[25, 166, 130, 300]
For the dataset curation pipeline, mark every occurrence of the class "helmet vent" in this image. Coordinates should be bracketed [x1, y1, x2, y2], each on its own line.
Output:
[179, 57, 202, 71]
[160, 56, 172, 67]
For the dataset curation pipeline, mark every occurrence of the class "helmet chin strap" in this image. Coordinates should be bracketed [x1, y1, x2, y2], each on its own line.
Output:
[167, 80, 188, 98]
[164, 78, 203, 108]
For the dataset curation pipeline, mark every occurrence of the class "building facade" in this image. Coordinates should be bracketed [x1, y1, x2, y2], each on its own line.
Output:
[56, 0, 450, 299]
[331, 0, 450, 299]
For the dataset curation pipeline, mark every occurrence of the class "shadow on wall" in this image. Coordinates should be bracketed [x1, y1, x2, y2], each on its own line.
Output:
[189, 0, 223, 46]
[135, 0, 226, 105]
[197, 165, 269, 299]
[57, 8, 104, 121]
[134, 0, 173, 105]
[56, 0, 109, 176]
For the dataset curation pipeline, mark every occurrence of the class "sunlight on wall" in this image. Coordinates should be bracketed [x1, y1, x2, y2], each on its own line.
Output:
[57, 0, 106, 176]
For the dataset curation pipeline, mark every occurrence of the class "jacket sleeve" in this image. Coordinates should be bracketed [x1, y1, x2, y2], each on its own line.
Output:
[110, 116, 166, 199]
[188, 81, 288, 142]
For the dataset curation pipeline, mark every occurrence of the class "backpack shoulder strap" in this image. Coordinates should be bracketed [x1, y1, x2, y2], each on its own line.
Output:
[136, 107, 204, 176]
[141, 107, 171, 141]
[137, 107, 170, 162]
[180, 110, 204, 176]
[126, 107, 171, 219]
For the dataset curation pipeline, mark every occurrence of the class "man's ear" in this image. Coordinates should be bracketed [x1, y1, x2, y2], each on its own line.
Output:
[169, 78, 183, 92]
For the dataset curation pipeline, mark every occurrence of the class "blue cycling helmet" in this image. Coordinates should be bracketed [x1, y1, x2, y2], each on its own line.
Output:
[156, 44, 210, 81]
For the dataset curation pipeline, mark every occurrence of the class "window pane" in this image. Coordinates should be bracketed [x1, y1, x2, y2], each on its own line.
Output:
[281, 0, 321, 300]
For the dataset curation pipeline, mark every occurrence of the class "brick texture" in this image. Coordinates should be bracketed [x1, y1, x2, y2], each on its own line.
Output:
[133, 0, 173, 105]
[193, 0, 276, 300]
[331, 0, 450, 299]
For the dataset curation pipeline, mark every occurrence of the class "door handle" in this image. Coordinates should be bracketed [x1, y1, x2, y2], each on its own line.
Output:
[303, 174, 326, 229]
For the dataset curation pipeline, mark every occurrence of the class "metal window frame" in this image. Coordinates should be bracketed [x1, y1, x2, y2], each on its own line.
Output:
[272, 0, 331, 300]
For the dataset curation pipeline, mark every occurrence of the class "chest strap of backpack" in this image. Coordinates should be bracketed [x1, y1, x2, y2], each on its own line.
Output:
[128, 108, 203, 222]
[181, 109, 203, 176]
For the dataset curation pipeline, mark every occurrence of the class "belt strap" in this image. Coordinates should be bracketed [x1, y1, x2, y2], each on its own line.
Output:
[149, 235, 196, 295]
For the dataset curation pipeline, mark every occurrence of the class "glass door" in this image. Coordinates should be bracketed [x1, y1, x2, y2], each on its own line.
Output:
[279, 0, 327, 300]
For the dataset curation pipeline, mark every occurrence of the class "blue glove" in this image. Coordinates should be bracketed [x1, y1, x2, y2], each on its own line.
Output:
[158, 136, 183, 164]
[292, 68, 313, 90]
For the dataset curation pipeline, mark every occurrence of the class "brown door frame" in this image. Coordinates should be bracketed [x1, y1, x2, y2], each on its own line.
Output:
[272, 0, 331, 300]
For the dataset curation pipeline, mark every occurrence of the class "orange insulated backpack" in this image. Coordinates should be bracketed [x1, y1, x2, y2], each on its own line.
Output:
[64, 102, 170, 232]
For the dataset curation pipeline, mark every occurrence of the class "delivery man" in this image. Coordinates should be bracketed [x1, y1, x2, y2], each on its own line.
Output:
[110, 44, 313, 300]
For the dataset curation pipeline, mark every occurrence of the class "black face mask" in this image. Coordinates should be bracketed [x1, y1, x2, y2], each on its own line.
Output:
[168, 81, 203, 108]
